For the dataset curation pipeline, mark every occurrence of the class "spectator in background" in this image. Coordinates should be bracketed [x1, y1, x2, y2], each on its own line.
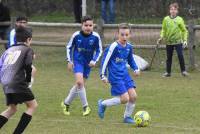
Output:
[0, 0, 11, 48]
[101, 0, 115, 24]
[157, 2, 189, 77]
[73, 0, 82, 23]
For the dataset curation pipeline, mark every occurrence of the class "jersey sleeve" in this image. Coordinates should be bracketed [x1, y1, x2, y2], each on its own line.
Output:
[0, 53, 5, 82]
[24, 48, 33, 82]
[160, 17, 167, 38]
[127, 46, 139, 71]
[100, 43, 117, 78]
[92, 34, 103, 63]
[66, 32, 77, 63]
[9, 29, 15, 47]
[178, 17, 188, 42]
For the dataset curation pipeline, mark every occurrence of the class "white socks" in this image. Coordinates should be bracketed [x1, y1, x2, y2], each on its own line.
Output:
[102, 97, 121, 107]
[64, 86, 89, 107]
[77, 87, 88, 107]
[124, 102, 135, 118]
[64, 86, 78, 105]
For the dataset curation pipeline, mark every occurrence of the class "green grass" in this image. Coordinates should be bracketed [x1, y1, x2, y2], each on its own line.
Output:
[30, 11, 74, 23]
[29, 11, 200, 25]
[0, 46, 200, 134]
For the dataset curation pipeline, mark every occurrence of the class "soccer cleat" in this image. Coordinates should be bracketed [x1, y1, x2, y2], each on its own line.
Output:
[123, 117, 135, 124]
[162, 72, 171, 77]
[61, 101, 70, 115]
[83, 106, 91, 116]
[98, 99, 106, 119]
[182, 71, 189, 77]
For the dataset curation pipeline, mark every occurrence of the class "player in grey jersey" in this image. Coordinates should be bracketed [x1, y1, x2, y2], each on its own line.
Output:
[0, 26, 38, 134]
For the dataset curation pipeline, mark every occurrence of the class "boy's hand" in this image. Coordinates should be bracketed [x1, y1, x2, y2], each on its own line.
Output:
[133, 70, 140, 77]
[88, 60, 96, 67]
[67, 62, 74, 71]
[101, 75, 109, 83]
[183, 41, 187, 49]
[157, 38, 162, 44]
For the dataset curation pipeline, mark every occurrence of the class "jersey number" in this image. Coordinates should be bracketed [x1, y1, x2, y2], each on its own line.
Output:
[4, 50, 21, 65]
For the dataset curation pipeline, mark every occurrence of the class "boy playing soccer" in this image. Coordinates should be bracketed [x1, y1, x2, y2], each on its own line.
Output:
[0, 26, 38, 133]
[8, 16, 28, 48]
[157, 2, 189, 77]
[61, 15, 102, 116]
[8, 16, 36, 88]
[98, 23, 140, 124]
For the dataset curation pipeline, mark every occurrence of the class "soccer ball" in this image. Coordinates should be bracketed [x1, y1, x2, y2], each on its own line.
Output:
[134, 111, 151, 127]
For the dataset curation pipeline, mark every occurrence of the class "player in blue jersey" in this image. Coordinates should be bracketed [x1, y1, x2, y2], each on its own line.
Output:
[61, 15, 102, 116]
[8, 16, 28, 49]
[7, 16, 36, 88]
[98, 23, 140, 124]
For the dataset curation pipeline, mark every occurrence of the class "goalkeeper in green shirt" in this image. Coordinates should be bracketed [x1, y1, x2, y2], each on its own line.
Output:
[157, 2, 189, 77]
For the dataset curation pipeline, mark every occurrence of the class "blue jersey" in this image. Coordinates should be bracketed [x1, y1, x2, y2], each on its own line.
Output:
[7, 29, 16, 48]
[66, 31, 102, 64]
[100, 41, 139, 84]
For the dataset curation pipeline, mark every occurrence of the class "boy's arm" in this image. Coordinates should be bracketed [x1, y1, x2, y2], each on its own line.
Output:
[0, 54, 4, 83]
[160, 17, 167, 39]
[24, 49, 33, 82]
[9, 29, 15, 47]
[127, 47, 139, 72]
[92, 34, 103, 64]
[100, 43, 117, 79]
[179, 17, 188, 42]
[66, 32, 77, 63]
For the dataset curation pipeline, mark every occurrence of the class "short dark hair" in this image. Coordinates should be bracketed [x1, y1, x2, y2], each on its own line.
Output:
[169, 2, 179, 10]
[118, 23, 131, 31]
[16, 16, 28, 22]
[16, 26, 32, 42]
[81, 15, 93, 23]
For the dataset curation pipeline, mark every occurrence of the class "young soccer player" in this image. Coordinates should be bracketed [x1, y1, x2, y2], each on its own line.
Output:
[98, 23, 140, 124]
[0, 26, 38, 133]
[8, 16, 36, 87]
[8, 16, 28, 48]
[61, 15, 102, 116]
[157, 2, 189, 77]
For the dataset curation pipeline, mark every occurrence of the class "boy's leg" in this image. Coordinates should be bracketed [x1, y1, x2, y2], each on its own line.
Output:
[75, 73, 91, 116]
[73, 0, 82, 23]
[109, 0, 115, 23]
[165, 45, 174, 75]
[175, 44, 186, 73]
[98, 82, 129, 119]
[101, 0, 108, 23]
[64, 85, 78, 105]
[13, 99, 37, 134]
[124, 88, 136, 120]
[62, 85, 78, 115]
[98, 92, 129, 119]
[0, 104, 17, 128]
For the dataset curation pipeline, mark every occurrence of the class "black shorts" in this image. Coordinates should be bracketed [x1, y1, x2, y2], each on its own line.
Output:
[5, 90, 35, 106]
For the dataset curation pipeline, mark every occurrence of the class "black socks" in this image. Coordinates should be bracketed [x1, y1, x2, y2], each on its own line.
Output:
[13, 113, 32, 134]
[0, 115, 8, 129]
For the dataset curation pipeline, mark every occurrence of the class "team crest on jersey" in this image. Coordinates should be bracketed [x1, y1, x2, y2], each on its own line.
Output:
[89, 40, 94, 46]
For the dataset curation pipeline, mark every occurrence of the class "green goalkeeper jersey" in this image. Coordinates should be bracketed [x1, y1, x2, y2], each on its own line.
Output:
[160, 16, 188, 45]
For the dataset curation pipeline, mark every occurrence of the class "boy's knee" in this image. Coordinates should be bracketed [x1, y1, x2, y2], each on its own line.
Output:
[76, 81, 84, 88]
[32, 102, 38, 110]
[129, 94, 137, 103]
[121, 97, 129, 104]
[27, 101, 38, 110]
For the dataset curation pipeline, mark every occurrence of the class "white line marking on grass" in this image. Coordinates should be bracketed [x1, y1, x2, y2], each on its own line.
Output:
[10, 117, 200, 131]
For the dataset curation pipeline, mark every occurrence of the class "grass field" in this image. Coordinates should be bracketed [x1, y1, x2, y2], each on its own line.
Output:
[0, 46, 200, 134]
